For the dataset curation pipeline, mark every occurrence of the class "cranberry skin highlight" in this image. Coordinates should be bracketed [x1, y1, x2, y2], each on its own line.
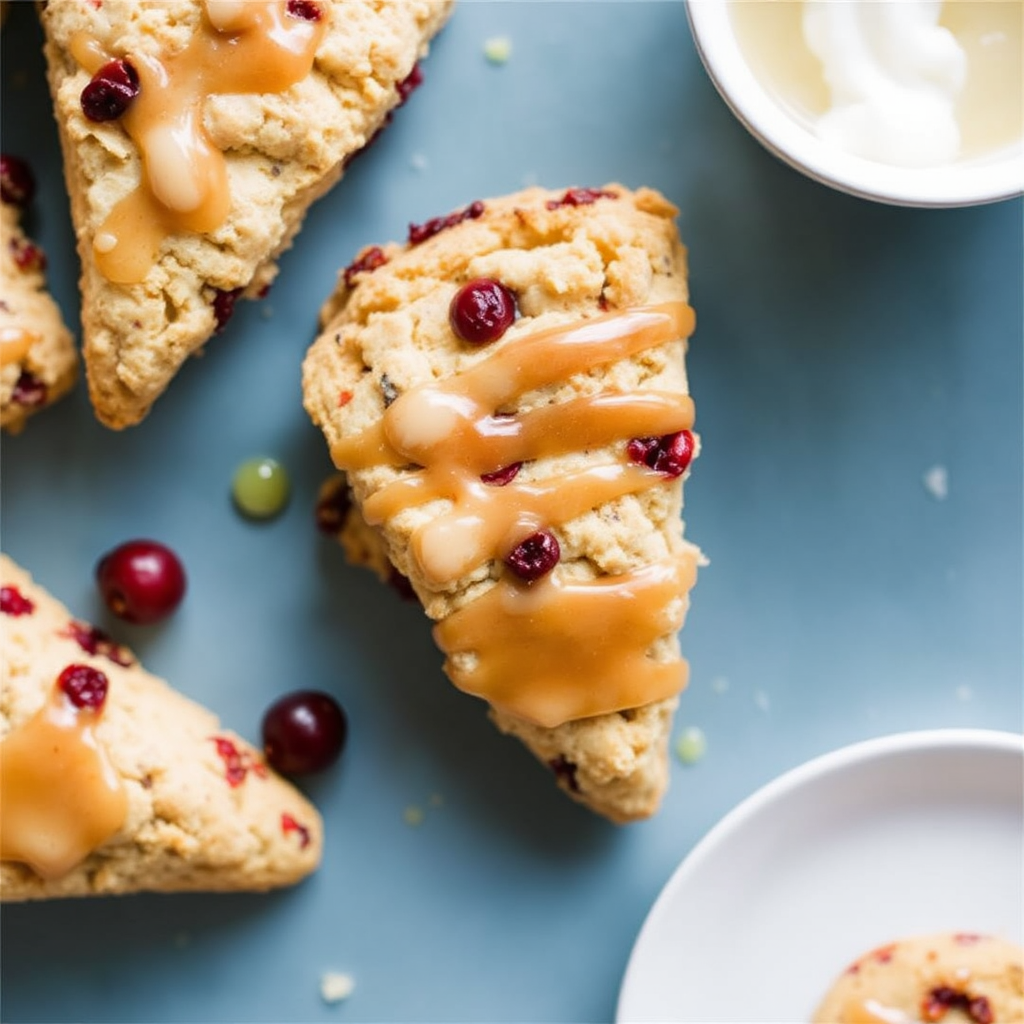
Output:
[262, 690, 348, 775]
[95, 540, 187, 625]
[449, 278, 517, 345]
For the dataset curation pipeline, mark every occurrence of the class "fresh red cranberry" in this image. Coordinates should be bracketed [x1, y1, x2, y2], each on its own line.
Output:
[80, 58, 140, 122]
[280, 812, 311, 848]
[315, 479, 351, 534]
[627, 429, 695, 479]
[504, 530, 560, 582]
[62, 620, 134, 667]
[10, 237, 46, 273]
[11, 371, 47, 407]
[58, 663, 109, 710]
[921, 987, 993, 1024]
[0, 155, 35, 207]
[395, 62, 423, 104]
[95, 539, 187, 625]
[480, 461, 522, 486]
[212, 286, 243, 333]
[262, 690, 347, 775]
[343, 245, 388, 288]
[548, 754, 580, 792]
[285, 0, 321, 20]
[408, 200, 485, 246]
[449, 278, 516, 345]
[0, 585, 34, 616]
[546, 187, 617, 210]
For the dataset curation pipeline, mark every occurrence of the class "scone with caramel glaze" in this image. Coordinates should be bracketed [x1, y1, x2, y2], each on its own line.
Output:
[0, 554, 322, 899]
[39, 0, 453, 428]
[304, 185, 703, 823]
[1, 156, 77, 434]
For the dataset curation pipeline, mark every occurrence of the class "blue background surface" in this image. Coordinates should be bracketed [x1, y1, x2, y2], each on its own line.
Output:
[2, 2, 1021, 1021]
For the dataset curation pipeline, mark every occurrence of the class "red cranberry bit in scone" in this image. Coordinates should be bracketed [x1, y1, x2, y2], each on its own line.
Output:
[212, 287, 243, 333]
[62, 620, 135, 667]
[545, 187, 618, 211]
[408, 200, 485, 246]
[315, 481, 351, 534]
[921, 987, 993, 1024]
[95, 540, 187, 625]
[504, 530, 560, 582]
[57, 664, 109, 710]
[343, 246, 388, 288]
[0, 585, 35, 616]
[396, 62, 424, 104]
[285, 0, 321, 21]
[449, 279, 517, 345]
[210, 736, 267, 787]
[548, 754, 580, 793]
[80, 59, 140, 122]
[480, 461, 522, 486]
[280, 812, 311, 848]
[0, 154, 35, 207]
[11, 371, 47, 407]
[627, 429, 695, 479]
[10, 236, 46, 273]
[262, 690, 347, 775]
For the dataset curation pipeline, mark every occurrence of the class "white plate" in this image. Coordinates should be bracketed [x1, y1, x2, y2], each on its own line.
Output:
[617, 729, 1024, 1024]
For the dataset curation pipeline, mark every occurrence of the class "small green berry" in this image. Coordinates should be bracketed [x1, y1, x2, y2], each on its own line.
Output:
[674, 726, 707, 765]
[232, 457, 290, 520]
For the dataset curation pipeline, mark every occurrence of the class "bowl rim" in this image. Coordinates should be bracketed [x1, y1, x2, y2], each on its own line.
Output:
[684, 0, 1024, 208]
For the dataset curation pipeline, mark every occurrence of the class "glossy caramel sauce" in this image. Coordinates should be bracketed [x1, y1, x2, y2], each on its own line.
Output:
[0, 326, 38, 367]
[0, 683, 127, 879]
[72, 1, 326, 283]
[331, 302, 699, 727]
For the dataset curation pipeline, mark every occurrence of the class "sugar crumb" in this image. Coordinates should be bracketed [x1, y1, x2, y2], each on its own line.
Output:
[483, 35, 512, 64]
[923, 465, 949, 501]
[410, 152, 429, 172]
[320, 971, 355, 1004]
[403, 804, 425, 827]
[674, 726, 707, 765]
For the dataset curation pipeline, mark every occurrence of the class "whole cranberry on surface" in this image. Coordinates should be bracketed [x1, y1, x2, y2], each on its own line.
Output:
[262, 690, 347, 775]
[0, 154, 35, 207]
[80, 59, 140, 122]
[504, 529, 560, 582]
[627, 429, 695, 479]
[58, 663, 110, 710]
[95, 539, 187, 624]
[449, 278, 516, 345]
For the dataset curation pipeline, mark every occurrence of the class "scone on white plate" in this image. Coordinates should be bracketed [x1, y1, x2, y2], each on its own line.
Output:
[39, 0, 454, 428]
[0, 553, 322, 900]
[304, 184, 703, 823]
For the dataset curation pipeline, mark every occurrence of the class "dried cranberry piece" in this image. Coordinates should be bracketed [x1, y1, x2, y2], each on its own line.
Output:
[0, 154, 35, 207]
[408, 200, 485, 246]
[285, 0, 321, 20]
[212, 286, 243, 333]
[210, 736, 267, 787]
[627, 429, 694, 479]
[0, 585, 34, 616]
[315, 480, 351, 534]
[921, 987, 993, 1024]
[62, 620, 134, 667]
[11, 370, 47, 407]
[10, 237, 46, 273]
[546, 187, 617, 210]
[548, 754, 580, 792]
[80, 58, 140, 122]
[449, 278, 517, 345]
[480, 461, 522, 486]
[396, 62, 423, 104]
[505, 530, 560, 582]
[58, 664, 109, 710]
[281, 812, 311, 848]
[343, 245, 388, 288]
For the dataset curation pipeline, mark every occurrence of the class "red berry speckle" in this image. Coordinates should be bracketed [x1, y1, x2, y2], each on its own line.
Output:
[480, 461, 522, 486]
[922, 987, 993, 1024]
[408, 200, 485, 246]
[10, 236, 46, 273]
[212, 286, 243, 333]
[286, 0, 321, 20]
[61, 620, 135, 667]
[11, 371, 47, 408]
[58, 663, 109, 710]
[211, 736, 267, 787]
[343, 246, 388, 288]
[505, 530, 560, 582]
[627, 430, 695, 479]
[1, 155, 36, 207]
[546, 187, 617, 210]
[395, 62, 423, 104]
[0, 585, 35, 616]
[449, 278, 517, 345]
[262, 690, 347, 775]
[281, 812, 312, 849]
[80, 59, 140, 122]
[95, 539, 187, 625]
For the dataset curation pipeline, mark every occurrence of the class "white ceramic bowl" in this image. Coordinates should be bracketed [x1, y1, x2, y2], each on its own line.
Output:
[685, 0, 1024, 207]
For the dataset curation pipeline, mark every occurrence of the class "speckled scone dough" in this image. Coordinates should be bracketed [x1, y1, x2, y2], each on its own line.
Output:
[813, 933, 1024, 1024]
[40, 0, 454, 428]
[1, 199, 77, 433]
[304, 185, 701, 823]
[0, 554, 322, 900]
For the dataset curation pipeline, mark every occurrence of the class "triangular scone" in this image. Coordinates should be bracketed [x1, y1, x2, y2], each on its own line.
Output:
[304, 185, 703, 823]
[1, 192, 78, 433]
[40, 0, 454, 428]
[0, 554, 322, 900]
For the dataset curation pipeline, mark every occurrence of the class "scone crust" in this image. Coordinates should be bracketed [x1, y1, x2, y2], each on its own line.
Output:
[0, 554, 323, 900]
[40, 0, 454, 428]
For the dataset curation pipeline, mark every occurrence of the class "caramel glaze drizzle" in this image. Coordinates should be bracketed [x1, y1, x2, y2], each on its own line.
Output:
[0, 326, 38, 367]
[71, 1, 326, 284]
[0, 684, 127, 879]
[331, 302, 699, 728]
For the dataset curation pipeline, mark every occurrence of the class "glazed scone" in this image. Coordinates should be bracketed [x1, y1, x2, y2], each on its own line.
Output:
[0, 553, 322, 899]
[1, 158, 77, 434]
[40, 0, 454, 429]
[813, 933, 1024, 1024]
[305, 185, 702, 823]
